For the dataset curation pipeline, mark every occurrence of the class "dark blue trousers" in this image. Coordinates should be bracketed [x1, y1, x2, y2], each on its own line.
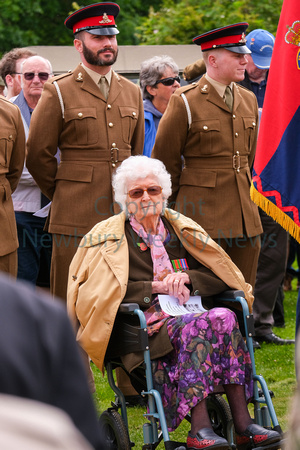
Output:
[15, 212, 52, 287]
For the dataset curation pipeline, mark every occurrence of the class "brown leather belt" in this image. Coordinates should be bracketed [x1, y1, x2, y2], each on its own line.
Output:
[60, 148, 131, 167]
[184, 153, 249, 172]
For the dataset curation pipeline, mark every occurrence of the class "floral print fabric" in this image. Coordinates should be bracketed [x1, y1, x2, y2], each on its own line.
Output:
[152, 308, 253, 431]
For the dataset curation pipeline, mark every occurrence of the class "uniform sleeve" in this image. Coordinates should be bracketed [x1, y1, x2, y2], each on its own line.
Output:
[129, 85, 145, 155]
[7, 107, 25, 193]
[248, 93, 259, 168]
[26, 82, 62, 200]
[152, 93, 188, 204]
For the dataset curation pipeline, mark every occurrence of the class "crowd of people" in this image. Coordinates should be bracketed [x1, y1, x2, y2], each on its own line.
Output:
[0, 1, 298, 449]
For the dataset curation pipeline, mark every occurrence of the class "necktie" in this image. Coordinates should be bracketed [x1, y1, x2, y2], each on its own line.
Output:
[224, 86, 233, 111]
[99, 76, 109, 100]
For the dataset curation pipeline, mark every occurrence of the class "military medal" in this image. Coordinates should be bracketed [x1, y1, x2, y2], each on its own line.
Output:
[171, 258, 189, 271]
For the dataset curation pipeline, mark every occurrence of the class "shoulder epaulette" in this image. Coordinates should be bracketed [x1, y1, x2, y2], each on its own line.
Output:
[177, 82, 199, 95]
[49, 71, 73, 84]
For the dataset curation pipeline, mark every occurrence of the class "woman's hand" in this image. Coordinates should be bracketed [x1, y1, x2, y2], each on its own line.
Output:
[152, 272, 191, 305]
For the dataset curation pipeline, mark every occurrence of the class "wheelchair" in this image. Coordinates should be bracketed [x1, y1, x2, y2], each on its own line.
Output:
[99, 290, 284, 450]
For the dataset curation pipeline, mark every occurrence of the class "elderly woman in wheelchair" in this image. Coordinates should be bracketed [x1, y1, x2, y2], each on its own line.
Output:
[68, 156, 281, 450]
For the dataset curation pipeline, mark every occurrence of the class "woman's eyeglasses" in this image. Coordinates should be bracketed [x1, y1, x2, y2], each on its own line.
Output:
[128, 186, 162, 199]
[22, 72, 50, 81]
[154, 76, 180, 87]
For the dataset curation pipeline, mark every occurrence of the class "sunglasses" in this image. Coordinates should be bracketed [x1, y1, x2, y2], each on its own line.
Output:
[154, 76, 180, 87]
[128, 186, 162, 199]
[22, 72, 50, 81]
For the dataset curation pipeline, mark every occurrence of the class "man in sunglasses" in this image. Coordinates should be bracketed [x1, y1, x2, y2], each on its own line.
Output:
[152, 23, 263, 294]
[0, 47, 37, 100]
[10, 55, 54, 291]
[140, 55, 180, 157]
[26, 2, 144, 304]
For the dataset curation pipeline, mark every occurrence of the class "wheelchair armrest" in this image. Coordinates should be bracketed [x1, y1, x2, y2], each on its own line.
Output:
[118, 303, 140, 314]
[105, 303, 148, 359]
[213, 290, 254, 338]
[215, 290, 245, 300]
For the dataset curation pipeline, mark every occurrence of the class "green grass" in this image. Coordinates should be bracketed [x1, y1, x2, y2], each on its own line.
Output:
[92, 285, 298, 448]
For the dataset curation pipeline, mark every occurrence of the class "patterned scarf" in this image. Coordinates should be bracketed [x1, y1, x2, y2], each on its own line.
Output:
[129, 215, 174, 334]
[129, 215, 174, 281]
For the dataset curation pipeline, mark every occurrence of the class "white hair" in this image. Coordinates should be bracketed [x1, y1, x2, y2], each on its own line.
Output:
[20, 55, 53, 74]
[112, 155, 172, 214]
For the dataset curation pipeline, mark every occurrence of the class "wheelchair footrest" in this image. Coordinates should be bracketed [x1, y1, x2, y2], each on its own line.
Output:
[164, 441, 187, 450]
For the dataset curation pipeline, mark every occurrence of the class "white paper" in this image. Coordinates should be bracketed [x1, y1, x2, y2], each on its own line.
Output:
[158, 294, 206, 316]
[33, 202, 51, 218]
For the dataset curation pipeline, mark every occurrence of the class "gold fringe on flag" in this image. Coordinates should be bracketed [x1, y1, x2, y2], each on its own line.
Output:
[250, 183, 300, 244]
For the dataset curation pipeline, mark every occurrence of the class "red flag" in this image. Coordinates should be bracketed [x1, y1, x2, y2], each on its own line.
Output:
[251, 0, 300, 242]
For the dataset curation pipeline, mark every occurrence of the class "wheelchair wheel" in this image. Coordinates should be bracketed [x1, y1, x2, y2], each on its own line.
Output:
[100, 409, 131, 450]
[207, 395, 233, 441]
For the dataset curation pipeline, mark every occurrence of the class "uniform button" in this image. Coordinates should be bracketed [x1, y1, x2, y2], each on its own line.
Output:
[111, 143, 117, 148]
[144, 297, 150, 304]
[252, 122, 256, 126]
[194, 290, 200, 296]
[232, 114, 236, 119]
[8, 135, 13, 140]
[203, 125, 208, 131]
[107, 104, 112, 109]
[132, 111, 136, 117]
[108, 122, 114, 128]
[235, 132, 239, 137]
[78, 113, 83, 118]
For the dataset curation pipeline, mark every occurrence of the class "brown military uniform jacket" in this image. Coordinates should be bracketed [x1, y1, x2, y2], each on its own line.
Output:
[26, 65, 144, 237]
[0, 98, 25, 257]
[152, 76, 263, 239]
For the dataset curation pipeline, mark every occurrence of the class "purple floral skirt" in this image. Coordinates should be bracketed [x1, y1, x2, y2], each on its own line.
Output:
[151, 307, 253, 431]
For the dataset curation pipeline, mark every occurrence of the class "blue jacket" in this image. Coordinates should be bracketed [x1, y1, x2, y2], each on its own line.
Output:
[143, 99, 162, 157]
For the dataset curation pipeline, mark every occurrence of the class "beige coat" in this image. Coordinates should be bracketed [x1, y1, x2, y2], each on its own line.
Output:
[67, 209, 253, 373]
[26, 65, 144, 236]
[152, 77, 262, 239]
[0, 98, 25, 257]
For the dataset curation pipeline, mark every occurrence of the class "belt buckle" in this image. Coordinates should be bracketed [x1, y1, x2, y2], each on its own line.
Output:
[110, 147, 119, 168]
[233, 151, 240, 173]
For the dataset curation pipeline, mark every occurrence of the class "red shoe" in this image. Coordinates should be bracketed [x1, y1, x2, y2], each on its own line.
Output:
[236, 424, 281, 450]
[187, 428, 230, 450]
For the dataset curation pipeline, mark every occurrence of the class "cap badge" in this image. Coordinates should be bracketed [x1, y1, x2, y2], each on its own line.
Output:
[285, 20, 300, 47]
[239, 32, 246, 44]
[99, 13, 112, 24]
[76, 72, 83, 81]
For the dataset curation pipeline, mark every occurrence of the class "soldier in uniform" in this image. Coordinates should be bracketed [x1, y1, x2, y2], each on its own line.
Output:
[0, 97, 25, 276]
[27, 2, 144, 302]
[152, 23, 262, 289]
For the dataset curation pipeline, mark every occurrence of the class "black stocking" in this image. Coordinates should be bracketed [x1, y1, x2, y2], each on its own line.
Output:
[223, 384, 253, 434]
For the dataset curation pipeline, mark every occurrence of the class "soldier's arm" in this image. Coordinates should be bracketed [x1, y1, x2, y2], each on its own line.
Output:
[7, 106, 25, 193]
[26, 82, 63, 200]
[129, 85, 145, 155]
[248, 94, 259, 168]
[152, 93, 188, 203]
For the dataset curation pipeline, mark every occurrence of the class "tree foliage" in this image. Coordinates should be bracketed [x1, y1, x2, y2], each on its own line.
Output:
[0, 0, 162, 55]
[0, 0, 283, 57]
[136, 0, 284, 45]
